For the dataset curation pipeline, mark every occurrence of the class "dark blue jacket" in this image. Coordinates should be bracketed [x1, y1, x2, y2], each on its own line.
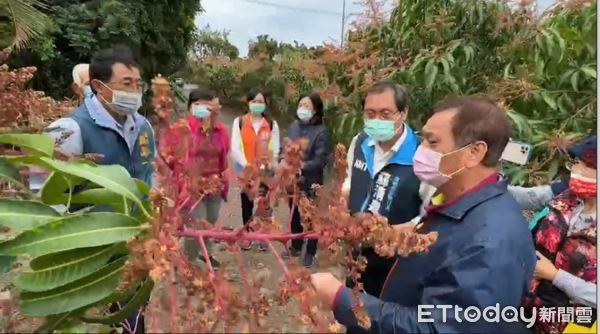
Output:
[70, 100, 155, 186]
[347, 128, 422, 298]
[287, 120, 331, 194]
[348, 129, 421, 220]
[334, 176, 537, 333]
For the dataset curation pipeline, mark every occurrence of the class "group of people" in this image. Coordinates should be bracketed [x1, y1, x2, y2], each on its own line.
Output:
[31, 44, 596, 334]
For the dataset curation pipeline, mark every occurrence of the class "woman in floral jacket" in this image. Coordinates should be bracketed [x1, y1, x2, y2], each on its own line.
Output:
[516, 135, 596, 334]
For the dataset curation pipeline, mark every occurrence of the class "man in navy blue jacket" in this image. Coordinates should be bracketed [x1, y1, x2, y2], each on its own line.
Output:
[311, 96, 536, 333]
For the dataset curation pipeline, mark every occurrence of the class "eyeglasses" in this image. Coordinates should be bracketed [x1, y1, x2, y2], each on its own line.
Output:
[363, 108, 399, 120]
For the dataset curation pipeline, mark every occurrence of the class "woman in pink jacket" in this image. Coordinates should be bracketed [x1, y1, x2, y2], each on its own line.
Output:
[178, 88, 230, 268]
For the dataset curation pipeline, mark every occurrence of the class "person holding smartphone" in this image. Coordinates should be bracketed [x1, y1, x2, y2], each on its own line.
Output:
[521, 135, 597, 334]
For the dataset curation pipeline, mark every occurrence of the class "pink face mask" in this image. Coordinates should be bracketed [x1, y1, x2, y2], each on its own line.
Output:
[413, 145, 469, 187]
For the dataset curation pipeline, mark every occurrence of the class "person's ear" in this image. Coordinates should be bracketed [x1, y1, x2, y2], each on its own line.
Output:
[400, 108, 409, 122]
[464, 141, 488, 168]
[71, 83, 81, 95]
[90, 79, 103, 93]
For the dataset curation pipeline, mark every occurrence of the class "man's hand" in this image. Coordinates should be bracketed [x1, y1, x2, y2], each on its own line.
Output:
[310, 272, 343, 310]
[534, 251, 558, 281]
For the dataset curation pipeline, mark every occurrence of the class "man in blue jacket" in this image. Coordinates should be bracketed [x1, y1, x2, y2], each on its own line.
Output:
[341, 80, 434, 299]
[35, 45, 154, 334]
[312, 96, 536, 333]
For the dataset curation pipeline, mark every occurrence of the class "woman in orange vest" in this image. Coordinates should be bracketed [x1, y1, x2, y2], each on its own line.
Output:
[230, 90, 280, 250]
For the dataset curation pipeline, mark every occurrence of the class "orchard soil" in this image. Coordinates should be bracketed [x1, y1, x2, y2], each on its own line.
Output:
[0, 107, 344, 333]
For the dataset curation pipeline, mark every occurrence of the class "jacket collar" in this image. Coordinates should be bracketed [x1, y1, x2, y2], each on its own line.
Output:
[427, 173, 504, 220]
[360, 124, 419, 176]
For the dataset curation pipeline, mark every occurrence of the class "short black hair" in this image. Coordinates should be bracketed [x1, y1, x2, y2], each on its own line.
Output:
[245, 89, 270, 106]
[432, 95, 512, 167]
[364, 80, 410, 112]
[90, 45, 139, 84]
[188, 87, 215, 109]
[297, 91, 324, 125]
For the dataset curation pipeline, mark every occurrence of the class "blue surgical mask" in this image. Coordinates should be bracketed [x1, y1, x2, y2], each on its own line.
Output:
[83, 85, 93, 98]
[192, 105, 210, 119]
[249, 102, 266, 114]
[297, 107, 313, 121]
[364, 119, 397, 142]
[99, 81, 142, 116]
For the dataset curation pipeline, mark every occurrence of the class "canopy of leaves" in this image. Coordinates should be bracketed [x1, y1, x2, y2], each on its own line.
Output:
[0, 0, 54, 50]
[193, 25, 239, 60]
[196, 0, 596, 186]
[7, 0, 203, 99]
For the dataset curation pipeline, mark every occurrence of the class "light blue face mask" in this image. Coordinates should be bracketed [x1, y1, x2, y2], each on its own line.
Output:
[249, 102, 266, 114]
[192, 105, 210, 119]
[297, 107, 313, 121]
[83, 85, 93, 98]
[364, 118, 397, 142]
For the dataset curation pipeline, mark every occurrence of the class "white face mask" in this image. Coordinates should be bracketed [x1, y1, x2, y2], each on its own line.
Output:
[99, 81, 142, 116]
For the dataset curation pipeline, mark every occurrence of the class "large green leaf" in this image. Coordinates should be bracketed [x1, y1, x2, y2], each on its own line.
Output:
[0, 157, 22, 185]
[424, 59, 438, 93]
[17, 244, 126, 292]
[44, 186, 127, 213]
[34, 312, 76, 334]
[20, 256, 127, 316]
[0, 212, 144, 257]
[0, 133, 54, 157]
[80, 279, 154, 325]
[580, 66, 596, 79]
[38, 158, 148, 217]
[135, 178, 150, 196]
[69, 188, 127, 212]
[40, 172, 86, 206]
[0, 199, 60, 232]
[0, 255, 16, 273]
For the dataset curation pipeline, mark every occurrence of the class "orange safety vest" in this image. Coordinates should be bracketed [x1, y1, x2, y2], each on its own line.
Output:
[240, 114, 272, 165]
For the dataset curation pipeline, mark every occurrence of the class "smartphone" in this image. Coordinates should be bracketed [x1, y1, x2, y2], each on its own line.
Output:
[501, 140, 532, 165]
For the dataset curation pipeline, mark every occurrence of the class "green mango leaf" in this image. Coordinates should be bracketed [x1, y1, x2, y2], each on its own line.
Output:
[0, 199, 60, 232]
[0, 212, 144, 257]
[540, 91, 557, 110]
[38, 158, 148, 217]
[52, 188, 127, 213]
[571, 71, 580, 92]
[0, 157, 22, 185]
[559, 69, 576, 85]
[80, 279, 154, 325]
[0, 134, 54, 157]
[580, 66, 596, 79]
[0, 255, 16, 273]
[55, 323, 87, 334]
[17, 244, 125, 292]
[135, 179, 151, 196]
[440, 57, 451, 81]
[548, 28, 566, 62]
[20, 257, 127, 316]
[34, 312, 75, 334]
[424, 59, 438, 93]
[40, 172, 86, 206]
